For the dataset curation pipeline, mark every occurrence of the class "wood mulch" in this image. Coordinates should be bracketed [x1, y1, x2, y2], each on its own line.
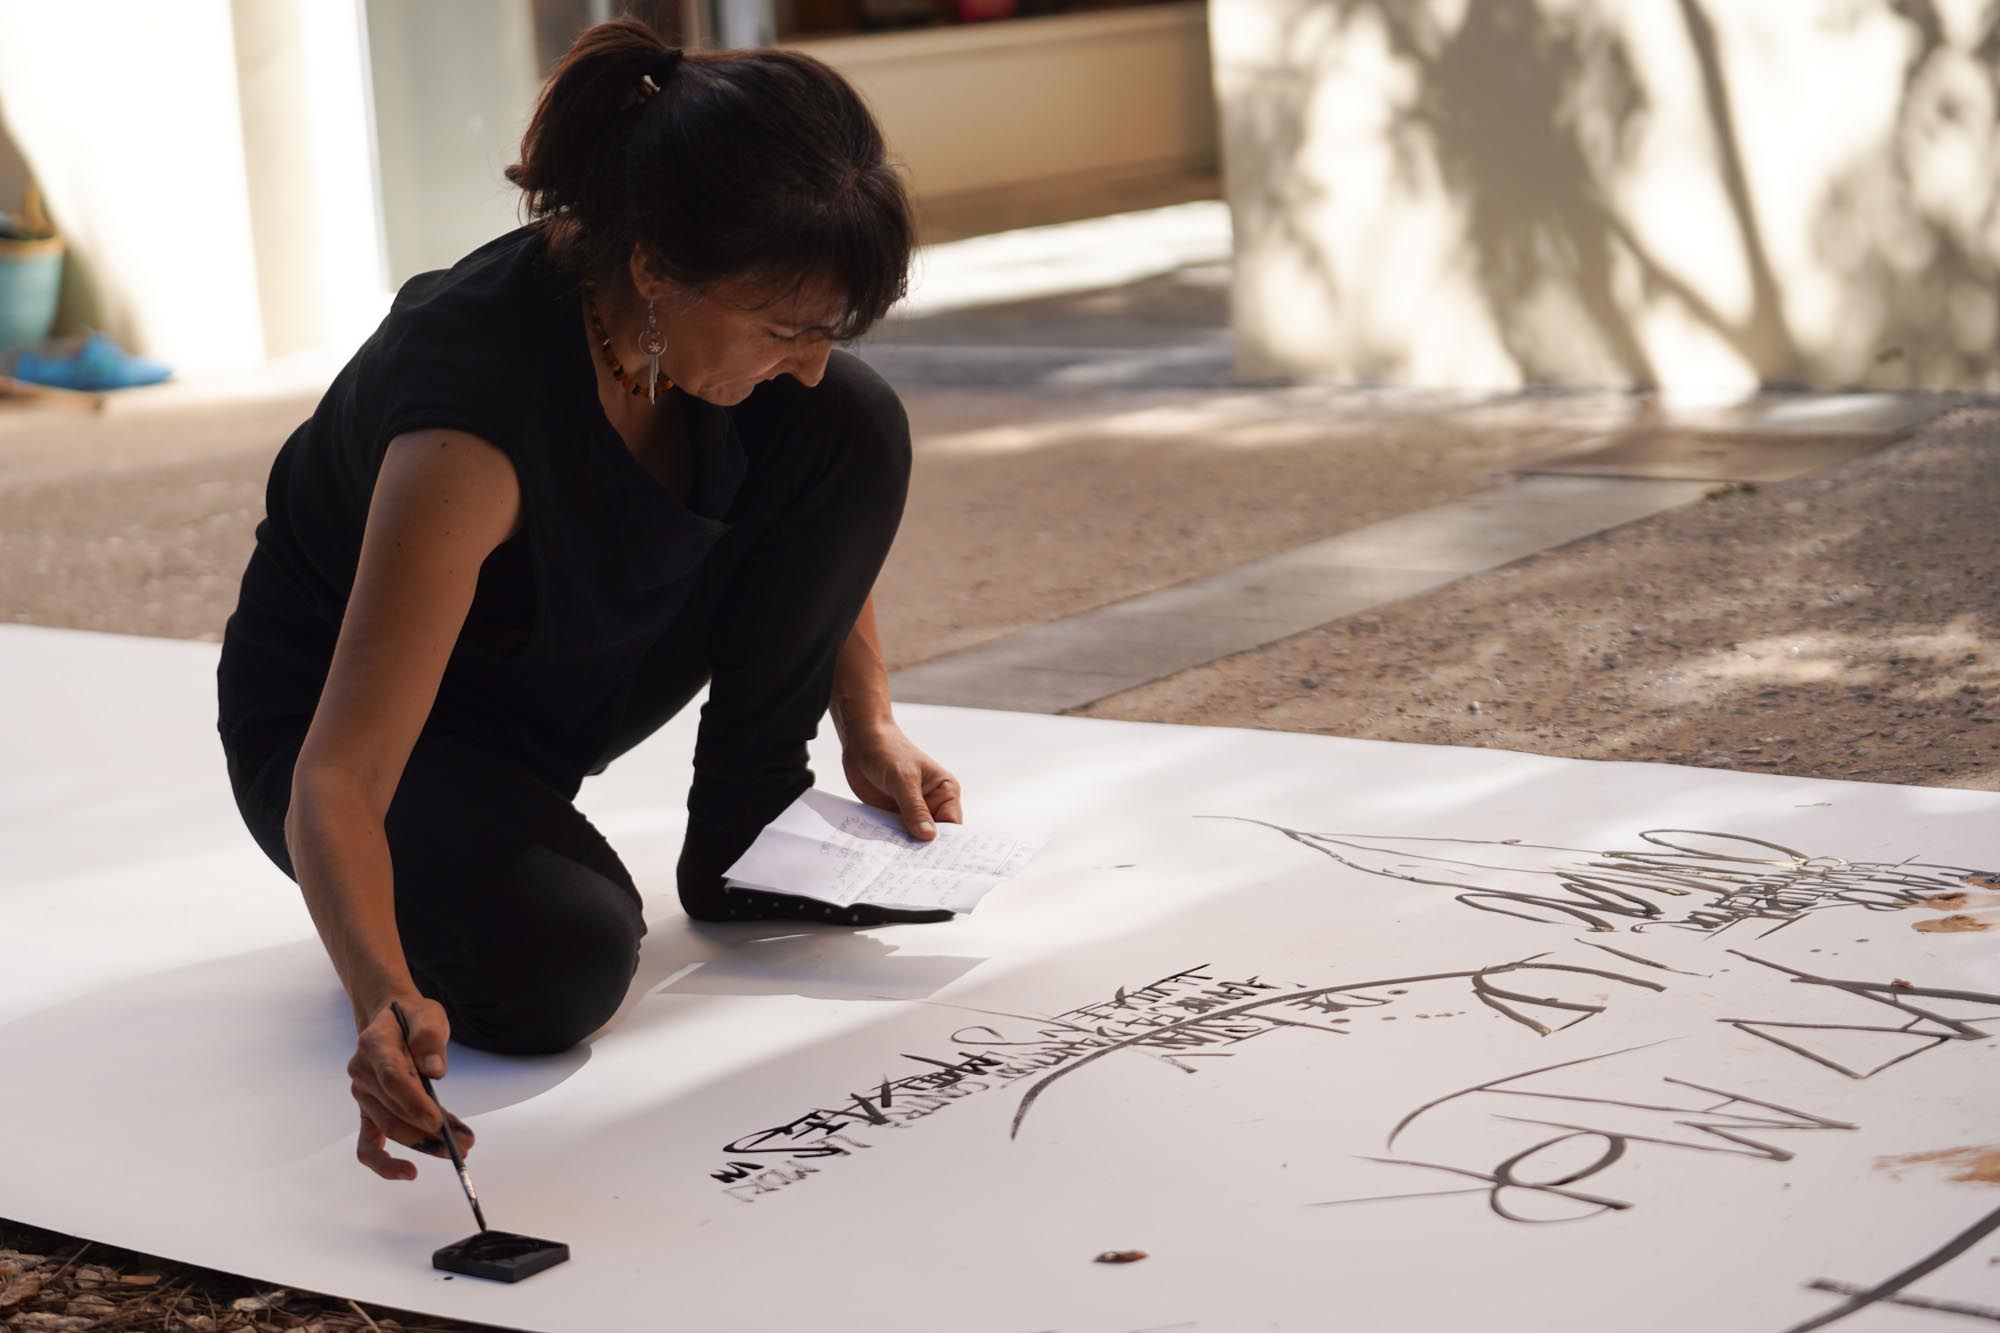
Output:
[0, 1221, 499, 1333]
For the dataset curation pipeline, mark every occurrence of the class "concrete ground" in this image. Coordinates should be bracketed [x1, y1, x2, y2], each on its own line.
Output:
[3, 198, 1998, 1330]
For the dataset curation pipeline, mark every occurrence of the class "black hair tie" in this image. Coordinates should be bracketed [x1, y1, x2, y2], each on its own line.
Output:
[639, 48, 684, 96]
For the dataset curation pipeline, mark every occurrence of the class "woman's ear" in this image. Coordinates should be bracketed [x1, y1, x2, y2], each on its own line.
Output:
[626, 243, 671, 304]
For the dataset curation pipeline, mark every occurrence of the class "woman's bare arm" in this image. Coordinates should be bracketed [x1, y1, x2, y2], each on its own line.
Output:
[830, 593, 965, 836]
[283, 427, 522, 1179]
[285, 429, 522, 1030]
[829, 593, 893, 744]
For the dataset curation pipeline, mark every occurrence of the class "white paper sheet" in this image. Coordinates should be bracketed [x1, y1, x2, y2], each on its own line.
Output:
[722, 787, 1042, 912]
[5, 625, 2000, 1333]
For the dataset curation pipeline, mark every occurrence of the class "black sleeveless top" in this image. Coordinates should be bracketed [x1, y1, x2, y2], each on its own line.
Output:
[217, 225, 750, 789]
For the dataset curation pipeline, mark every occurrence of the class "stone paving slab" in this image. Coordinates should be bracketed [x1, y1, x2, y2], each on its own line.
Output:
[1515, 392, 1968, 483]
[888, 659, 1148, 713]
[946, 610, 1299, 677]
[890, 475, 1714, 713]
[1656, 391, 1953, 436]
[1276, 476, 1716, 574]
[1525, 431, 1891, 483]
[1083, 565, 1457, 626]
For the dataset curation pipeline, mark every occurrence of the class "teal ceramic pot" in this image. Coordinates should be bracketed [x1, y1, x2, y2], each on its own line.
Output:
[0, 235, 63, 352]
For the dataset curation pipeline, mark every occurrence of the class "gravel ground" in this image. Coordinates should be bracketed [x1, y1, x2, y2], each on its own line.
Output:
[0, 390, 311, 643]
[1086, 406, 2000, 792]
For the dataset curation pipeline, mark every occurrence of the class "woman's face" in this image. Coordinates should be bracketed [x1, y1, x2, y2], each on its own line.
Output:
[641, 263, 848, 407]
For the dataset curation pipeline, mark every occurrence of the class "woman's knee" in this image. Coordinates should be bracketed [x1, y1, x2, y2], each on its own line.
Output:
[413, 848, 647, 1056]
[406, 840, 648, 1048]
[223, 727, 308, 881]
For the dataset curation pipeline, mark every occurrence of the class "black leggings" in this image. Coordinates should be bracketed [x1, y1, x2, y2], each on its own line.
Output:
[222, 355, 945, 1057]
[230, 732, 649, 1055]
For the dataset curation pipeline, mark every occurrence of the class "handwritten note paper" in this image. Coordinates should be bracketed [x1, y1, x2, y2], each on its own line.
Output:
[722, 789, 1043, 914]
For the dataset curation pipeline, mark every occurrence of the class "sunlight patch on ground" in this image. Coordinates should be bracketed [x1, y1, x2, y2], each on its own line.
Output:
[916, 387, 1506, 457]
[919, 394, 1346, 456]
[897, 201, 1233, 317]
[1658, 617, 1997, 699]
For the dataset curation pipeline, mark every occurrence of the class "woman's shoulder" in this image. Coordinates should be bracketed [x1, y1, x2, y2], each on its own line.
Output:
[385, 226, 569, 341]
[343, 227, 578, 470]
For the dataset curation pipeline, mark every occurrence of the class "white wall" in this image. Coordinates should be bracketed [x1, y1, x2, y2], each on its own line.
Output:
[1211, 0, 2000, 391]
[232, 0, 389, 361]
[364, 0, 543, 286]
[0, 0, 389, 371]
[0, 116, 30, 218]
[0, 0, 266, 371]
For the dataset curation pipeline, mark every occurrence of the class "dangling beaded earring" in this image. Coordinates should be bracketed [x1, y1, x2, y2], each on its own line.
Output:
[583, 282, 672, 399]
[640, 299, 667, 403]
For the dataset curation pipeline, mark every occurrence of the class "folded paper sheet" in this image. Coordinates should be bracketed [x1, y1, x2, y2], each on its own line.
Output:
[723, 788, 1043, 911]
[4, 625, 2000, 1333]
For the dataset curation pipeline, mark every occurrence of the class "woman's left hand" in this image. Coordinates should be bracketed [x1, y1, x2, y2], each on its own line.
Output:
[841, 721, 964, 840]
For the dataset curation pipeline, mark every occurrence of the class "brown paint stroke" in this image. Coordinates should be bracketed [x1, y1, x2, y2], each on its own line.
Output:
[1917, 887, 2000, 911]
[1877, 1146, 2000, 1187]
[1914, 914, 1993, 933]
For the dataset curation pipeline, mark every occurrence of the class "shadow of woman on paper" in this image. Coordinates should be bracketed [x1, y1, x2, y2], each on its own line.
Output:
[599, 912, 987, 1037]
[0, 912, 981, 1184]
[0, 937, 592, 1175]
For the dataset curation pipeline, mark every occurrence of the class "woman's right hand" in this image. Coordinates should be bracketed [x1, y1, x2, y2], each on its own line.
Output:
[348, 994, 475, 1181]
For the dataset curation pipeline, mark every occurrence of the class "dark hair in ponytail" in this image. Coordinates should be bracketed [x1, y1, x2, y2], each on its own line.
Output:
[507, 19, 913, 341]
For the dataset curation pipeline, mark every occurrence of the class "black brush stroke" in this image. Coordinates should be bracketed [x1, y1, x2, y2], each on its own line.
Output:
[1786, 1200, 2000, 1332]
[1007, 963, 1660, 1139]
[1803, 1280, 2000, 1324]
[1385, 1042, 1673, 1149]
[1574, 938, 1708, 975]
[1203, 817, 1989, 935]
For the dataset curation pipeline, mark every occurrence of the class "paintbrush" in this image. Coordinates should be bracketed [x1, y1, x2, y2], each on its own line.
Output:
[388, 1000, 487, 1230]
[387, 1000, 571, 1282]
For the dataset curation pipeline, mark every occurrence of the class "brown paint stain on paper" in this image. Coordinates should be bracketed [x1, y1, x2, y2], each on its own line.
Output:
[1914, 913, 1992, 933]
[1962, 873, 2000, 891]
[1921, 891, 1972, 909]
[1876, 1146, 2000, 1186]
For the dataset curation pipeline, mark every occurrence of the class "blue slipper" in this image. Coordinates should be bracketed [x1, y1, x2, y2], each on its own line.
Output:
[5, 331, 172, 391]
